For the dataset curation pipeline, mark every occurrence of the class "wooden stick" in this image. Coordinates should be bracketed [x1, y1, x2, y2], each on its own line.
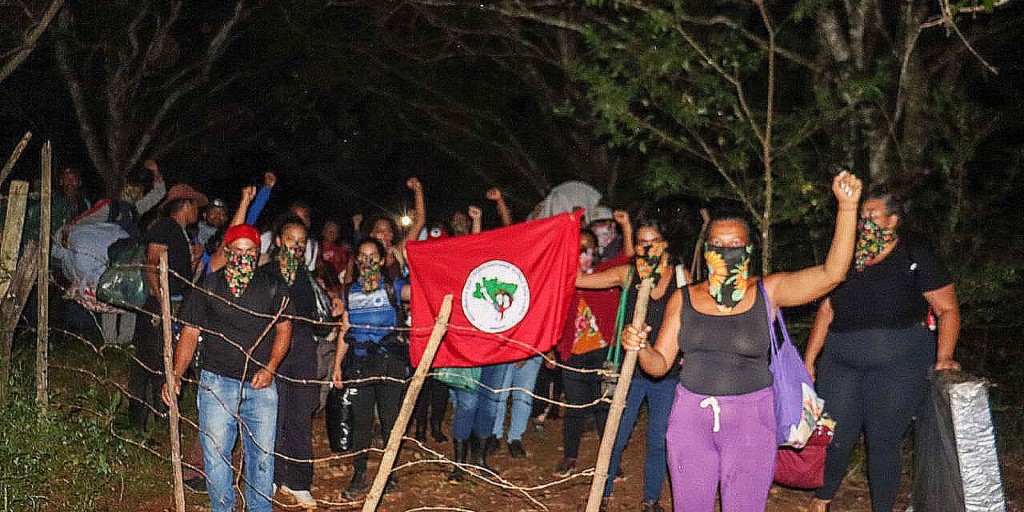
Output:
[361, 294, 453, 512]
[0, 132, 31, 186]
[159, 252, 185, 512]
[0, 180, 30, 298]
[0, 243, 36, 406]
[585, 277, 654, 512]
[35, 141, 51, 409]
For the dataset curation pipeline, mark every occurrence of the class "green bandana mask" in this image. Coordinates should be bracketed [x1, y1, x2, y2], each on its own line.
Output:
[704, 243, 752, 311]
[854, 218, 897, 271]
[278, 243, 304, 286]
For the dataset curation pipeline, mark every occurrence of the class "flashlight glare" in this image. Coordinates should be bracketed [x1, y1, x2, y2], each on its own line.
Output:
[400, 215, 412, 227]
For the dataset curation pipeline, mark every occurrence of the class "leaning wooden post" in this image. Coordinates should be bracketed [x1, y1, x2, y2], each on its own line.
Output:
[159, 252, 185, 512]
[585, 277, 654, 512]
[35, 141, 51, 409]
[0, 180, 29, 299]
[0, 180, 29, 406]
[361, 294, 453, 512]
[0, 132, 31, 186]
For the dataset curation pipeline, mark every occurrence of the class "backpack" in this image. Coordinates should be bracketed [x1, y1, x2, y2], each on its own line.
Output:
[107, 200, 142, 239]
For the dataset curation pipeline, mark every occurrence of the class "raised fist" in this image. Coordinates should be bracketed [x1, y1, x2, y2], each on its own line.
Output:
[613, 210, 630, 226]
[406, 177, 422, 192]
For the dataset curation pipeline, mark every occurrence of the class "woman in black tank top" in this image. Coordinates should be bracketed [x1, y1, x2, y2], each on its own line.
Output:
[621, 172, 863, 512]
[577, 217, 689, 511]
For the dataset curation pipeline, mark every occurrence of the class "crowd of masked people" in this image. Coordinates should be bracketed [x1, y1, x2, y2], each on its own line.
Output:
[44, 163, 959, 512]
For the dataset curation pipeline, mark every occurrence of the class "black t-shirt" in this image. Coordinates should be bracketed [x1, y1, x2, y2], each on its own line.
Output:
[178, 265, 294, 381]
[144, 216, 193, 296]
[276, 266, 319, 380]
[829, 241, 951, 332]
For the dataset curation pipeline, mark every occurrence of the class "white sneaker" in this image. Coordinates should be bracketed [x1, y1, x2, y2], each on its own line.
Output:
[280, 485, 317, 508]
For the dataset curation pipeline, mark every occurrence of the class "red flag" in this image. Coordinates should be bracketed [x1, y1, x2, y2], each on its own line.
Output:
[406, 213, 580, 367]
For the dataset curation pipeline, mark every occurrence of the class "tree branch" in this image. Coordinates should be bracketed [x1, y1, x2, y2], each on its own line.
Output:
[0, 0, 64, 85]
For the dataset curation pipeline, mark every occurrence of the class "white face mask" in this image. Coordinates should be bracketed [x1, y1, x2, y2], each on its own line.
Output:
[579, 248, 595, 273]
[591, 224, 616, 251]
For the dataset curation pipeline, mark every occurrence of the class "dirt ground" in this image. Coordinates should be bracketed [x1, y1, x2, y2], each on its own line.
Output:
[142, 408, 1020, 512]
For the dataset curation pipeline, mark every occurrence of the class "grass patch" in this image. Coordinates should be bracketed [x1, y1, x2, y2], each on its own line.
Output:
[0, 331, 179, 511]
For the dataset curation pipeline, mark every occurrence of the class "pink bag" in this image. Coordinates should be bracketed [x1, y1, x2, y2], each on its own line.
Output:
[773, 421, 833, 489]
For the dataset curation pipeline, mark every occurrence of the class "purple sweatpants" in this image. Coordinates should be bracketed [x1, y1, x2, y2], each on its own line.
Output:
[666, 384, 776, 512]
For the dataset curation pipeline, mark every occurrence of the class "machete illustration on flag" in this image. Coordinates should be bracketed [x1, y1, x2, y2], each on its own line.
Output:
[405, 212, 580, 367]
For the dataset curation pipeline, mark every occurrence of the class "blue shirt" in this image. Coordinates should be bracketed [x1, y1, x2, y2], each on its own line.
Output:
[347, 278, 407, 345]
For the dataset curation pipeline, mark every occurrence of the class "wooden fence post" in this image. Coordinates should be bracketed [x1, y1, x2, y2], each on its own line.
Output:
[585, 277, 654, 512]
[0, 180, 31, 406]
[36, 141, 51, 409]
[0, 244, 37, 406]
[159, 252, 186, 512]
[361, 294, 453, 512]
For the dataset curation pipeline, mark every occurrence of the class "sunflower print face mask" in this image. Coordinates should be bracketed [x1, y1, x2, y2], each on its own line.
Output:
[704, 243, 752, 311]
[635, 240, 669, 281]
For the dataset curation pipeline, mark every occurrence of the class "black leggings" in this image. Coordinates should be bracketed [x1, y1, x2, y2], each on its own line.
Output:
[532, 364, 564, 417]
[346, 353, 406, 472]
[412, 377, 449, 432]
[561, 349, 608, 460]
[815, 326, 935, 512]
[275, 379, 319, 490]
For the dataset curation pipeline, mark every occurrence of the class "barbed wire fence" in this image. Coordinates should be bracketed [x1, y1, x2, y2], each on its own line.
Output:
[26, 245, 636, 512]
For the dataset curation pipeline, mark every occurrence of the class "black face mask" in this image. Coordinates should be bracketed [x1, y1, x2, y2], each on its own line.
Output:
[704, 243, 753, 311]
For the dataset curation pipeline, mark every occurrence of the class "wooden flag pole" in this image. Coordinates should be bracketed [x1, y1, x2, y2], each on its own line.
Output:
[585, 277, 654, 512]
[35, 141, 51, 409]
[361, 294, 453, 512]
[159, 252, 185, 512]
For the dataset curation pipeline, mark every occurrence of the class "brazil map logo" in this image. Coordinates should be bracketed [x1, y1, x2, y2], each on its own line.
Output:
[461, 260, 530, 333]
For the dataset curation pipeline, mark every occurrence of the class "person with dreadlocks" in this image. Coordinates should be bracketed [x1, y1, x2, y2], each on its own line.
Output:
[577, 216, 688, 512]
[332, 237, 412, 498]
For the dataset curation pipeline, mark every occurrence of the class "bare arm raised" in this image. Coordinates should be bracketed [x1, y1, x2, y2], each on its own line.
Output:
[763, 172, 862, 308]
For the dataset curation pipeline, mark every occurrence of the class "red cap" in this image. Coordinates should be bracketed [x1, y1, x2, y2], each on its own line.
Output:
[223, 224, 260, 248]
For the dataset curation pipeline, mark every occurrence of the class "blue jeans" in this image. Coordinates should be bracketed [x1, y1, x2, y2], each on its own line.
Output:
[198, 370, 278, 512]
[490, 356, 543, 442]
[604, 373, 675, 501]
[450, 364, 505, 441]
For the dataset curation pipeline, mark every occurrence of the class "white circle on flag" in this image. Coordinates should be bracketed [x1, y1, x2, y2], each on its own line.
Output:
[461, 260, 531, 333]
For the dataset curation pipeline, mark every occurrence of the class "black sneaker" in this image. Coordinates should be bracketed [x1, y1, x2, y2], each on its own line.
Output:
[183, 476, 207, 494]
[508, 440, 527, 458]
[383, 475, 399, 495]
[483, 435, 500, 455]
[343, 471, 368, 499]
[553, 457, 576, 477]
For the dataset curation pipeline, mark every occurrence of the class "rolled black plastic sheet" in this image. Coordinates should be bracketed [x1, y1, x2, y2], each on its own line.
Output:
[911, 370, 1006, 512]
